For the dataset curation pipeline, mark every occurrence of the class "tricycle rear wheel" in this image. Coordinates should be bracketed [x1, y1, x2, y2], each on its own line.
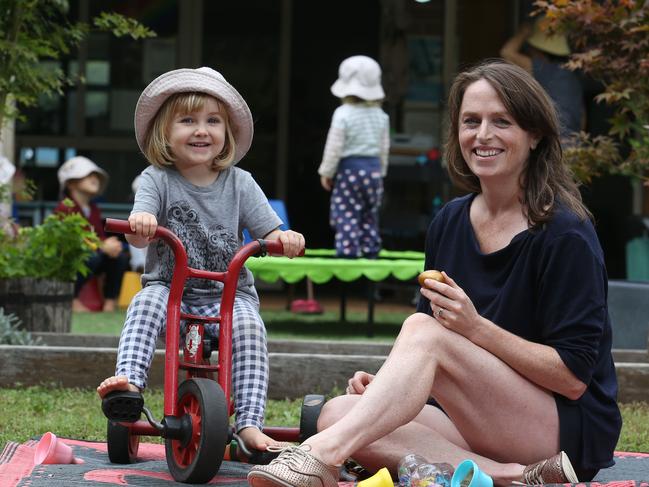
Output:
[165, 378, 228, 483]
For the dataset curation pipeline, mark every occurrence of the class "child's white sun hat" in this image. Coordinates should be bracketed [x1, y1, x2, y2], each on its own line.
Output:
[57, 156, 109, 194]
[134, 67, 253, 164]
[330, 55, 385, 101]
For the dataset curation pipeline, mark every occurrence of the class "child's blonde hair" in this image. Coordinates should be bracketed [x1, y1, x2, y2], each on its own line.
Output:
[143, 92, 236, 170]
[342, 95, 383, 107]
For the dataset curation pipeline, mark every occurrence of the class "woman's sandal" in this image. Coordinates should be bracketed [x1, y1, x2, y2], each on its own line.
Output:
[522, 451, 578, 484]
[248, 445, 339, 487]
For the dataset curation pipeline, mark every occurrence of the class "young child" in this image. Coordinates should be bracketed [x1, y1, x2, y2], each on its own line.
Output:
[318, 55, 390, 258]
[55, 156, 130, 312]
[96, 67, 305, 451]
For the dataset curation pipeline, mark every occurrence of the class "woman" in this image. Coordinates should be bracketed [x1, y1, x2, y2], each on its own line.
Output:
[248, 60, 621, 487]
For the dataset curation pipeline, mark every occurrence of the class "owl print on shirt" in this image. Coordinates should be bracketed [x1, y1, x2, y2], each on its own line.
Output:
[155, 200, 243, 289]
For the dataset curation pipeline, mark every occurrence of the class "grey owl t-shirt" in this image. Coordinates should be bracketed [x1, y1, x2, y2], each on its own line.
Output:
[132, 165, 282, 303]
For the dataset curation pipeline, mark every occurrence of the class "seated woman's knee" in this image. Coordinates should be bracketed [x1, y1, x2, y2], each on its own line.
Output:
[401, 312, 445, 346]
[317, 394, 359, 431]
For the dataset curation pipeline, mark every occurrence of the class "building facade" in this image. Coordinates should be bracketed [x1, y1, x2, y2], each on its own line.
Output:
[11, 0, 641, 278]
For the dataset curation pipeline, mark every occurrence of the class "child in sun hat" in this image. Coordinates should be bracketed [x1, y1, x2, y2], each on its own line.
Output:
[96, 67, 305, 452]
[55, 156, 130, 312]
[318, 55, 390, 259]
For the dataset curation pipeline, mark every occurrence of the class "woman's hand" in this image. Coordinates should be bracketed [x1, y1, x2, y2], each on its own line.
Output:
[346, 371, 375, 395]
[127, 212, 157, 247]
[420, 271, 483, 341]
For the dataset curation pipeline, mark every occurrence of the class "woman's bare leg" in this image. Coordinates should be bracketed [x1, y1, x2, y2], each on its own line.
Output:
[319, 394, 526, 485]
[306, 313, 560, 485]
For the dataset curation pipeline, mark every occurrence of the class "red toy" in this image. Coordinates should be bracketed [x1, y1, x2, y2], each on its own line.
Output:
[102, 218, 322, 484]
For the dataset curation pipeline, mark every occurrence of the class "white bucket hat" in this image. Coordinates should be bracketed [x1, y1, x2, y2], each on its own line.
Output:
[330, 55, 385, 101]
[134, 67, 253, 164]
[57, 156, 109, 195]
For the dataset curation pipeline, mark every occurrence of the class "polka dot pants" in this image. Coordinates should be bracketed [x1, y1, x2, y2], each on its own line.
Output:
[329, 158, 383, 258]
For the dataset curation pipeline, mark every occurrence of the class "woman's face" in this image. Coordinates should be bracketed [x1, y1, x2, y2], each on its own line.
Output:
[458, 79, 539, 185]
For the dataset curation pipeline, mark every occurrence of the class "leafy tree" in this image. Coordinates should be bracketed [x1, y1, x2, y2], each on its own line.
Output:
[0, 0, 155, 135]
[0, 0, 154, 232]
[534, 0, 649, 183]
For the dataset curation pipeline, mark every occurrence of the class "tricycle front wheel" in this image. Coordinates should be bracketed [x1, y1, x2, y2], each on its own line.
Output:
[165, 378, 228, 483]
[107, 420, 140, 464]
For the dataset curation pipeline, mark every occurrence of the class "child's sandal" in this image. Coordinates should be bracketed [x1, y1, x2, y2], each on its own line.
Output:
[101, 390, 144, 422]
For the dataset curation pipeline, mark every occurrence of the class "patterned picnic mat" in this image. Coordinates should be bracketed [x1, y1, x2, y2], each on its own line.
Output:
[1, 438, 648, 486]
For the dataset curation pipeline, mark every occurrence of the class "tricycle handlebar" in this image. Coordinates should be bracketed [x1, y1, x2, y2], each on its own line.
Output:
[104, 218, 295, 259]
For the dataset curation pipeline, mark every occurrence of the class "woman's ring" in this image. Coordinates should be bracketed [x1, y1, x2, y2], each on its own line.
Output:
[437, 308, 444, 318]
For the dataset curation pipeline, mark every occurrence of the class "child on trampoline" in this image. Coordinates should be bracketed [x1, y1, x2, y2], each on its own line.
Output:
[318, 55, 390, 259]
[97, 67, 305, 452]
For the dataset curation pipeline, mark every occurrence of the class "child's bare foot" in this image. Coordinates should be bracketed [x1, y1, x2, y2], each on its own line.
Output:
[102, 299, 116, 312]
[238, 427, 293, 451]
[97, 375, 140, 399]
[73, 298, 91, 312]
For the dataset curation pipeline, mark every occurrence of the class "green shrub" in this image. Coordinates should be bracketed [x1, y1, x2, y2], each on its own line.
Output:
[0, 199, 100, 281]
[0, 308, 42, 345]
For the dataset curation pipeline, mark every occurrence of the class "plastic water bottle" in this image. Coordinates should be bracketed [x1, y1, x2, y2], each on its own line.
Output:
[398, 453, 453, 487]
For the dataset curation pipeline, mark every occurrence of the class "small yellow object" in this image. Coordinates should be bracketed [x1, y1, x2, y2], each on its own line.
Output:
[117, 271, 142, 309]
[357, 468, 394, 487]
[418, 270, 444, 288]
[83, 237, 98, 251]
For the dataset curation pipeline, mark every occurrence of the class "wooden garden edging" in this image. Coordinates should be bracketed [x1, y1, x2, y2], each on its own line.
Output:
[1, 338, 647, 402]
[0, 345, 385, 400]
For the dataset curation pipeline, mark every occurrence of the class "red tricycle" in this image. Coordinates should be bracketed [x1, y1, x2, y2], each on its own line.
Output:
[101, 218, 323, 484]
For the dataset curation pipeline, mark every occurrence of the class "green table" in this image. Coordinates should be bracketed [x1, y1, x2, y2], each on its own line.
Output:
[246, 249, 425, 336]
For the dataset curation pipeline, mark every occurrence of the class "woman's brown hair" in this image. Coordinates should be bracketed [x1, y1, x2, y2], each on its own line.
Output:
[444, 59, 590, 225]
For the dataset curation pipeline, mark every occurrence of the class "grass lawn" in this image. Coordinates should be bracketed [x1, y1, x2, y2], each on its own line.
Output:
[0, 386, 303, 451]
[1, 387, 648, 454]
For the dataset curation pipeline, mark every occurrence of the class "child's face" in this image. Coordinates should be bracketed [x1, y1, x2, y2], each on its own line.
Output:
[68, 173, 101, 196]
[167, 97, 227, 172]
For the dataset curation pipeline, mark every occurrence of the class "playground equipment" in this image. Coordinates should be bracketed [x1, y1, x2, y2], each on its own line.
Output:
[101, 218, 322, 483]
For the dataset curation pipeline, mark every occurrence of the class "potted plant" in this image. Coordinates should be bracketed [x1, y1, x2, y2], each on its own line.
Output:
[535, 0, 649, 183]
[0, 199, 99, 332]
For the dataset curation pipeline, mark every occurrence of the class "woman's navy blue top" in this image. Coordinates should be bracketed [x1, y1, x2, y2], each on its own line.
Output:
[416, 193, 622, 471]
